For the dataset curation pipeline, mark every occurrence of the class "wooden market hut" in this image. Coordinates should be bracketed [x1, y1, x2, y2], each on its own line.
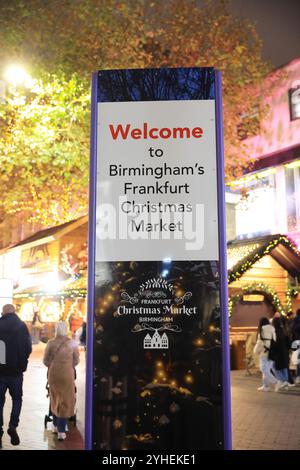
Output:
[10, 215, 88, 339]
[227, 234, 300, 369]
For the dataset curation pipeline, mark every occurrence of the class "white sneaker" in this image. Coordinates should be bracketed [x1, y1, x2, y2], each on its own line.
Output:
[274, 381, 285, 392]
[52, 425, 58, 434]
[57, 432, 66, 441]
[287, 382, 295, 388]
[257, 385, 270, 392]
[295, 377, 300, 384]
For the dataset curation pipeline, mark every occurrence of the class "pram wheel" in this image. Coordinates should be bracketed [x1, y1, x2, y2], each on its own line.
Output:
[44, 414, 53, 429]
[68, 414, 77, 427]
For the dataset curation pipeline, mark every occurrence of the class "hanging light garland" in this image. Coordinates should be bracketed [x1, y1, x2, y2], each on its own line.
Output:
[228, 282, 286, 317]
[14, 287, 87, 300]
[228, 236, 300, 283]
[286, 286, 300, 312]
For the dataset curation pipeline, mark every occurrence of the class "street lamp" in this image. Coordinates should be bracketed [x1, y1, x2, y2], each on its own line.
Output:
[4, 64, 31, 86]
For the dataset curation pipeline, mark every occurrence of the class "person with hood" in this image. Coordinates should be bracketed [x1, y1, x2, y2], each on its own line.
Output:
[43, 321, 79, 441]
[0, 304, 32, 448]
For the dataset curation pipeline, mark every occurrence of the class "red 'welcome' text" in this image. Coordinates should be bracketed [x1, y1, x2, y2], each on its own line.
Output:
[109, 123, 204, 140]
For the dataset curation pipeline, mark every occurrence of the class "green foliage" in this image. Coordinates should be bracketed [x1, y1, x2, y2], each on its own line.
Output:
[0, 0, 277, 227]
[0, 74, 90, 224]
[0, 0, 148, 77]
[142, 0, 275, 180]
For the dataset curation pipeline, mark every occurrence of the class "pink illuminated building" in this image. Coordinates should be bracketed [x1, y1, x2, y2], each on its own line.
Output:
[229, 57, 300, 250]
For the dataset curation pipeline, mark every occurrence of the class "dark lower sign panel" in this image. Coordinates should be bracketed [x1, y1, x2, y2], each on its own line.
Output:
[86, 68, 231, 450]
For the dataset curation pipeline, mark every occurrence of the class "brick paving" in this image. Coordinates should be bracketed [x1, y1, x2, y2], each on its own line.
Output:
[1, 344, 84, 450]
[231, 370, 300, 450]
[2, 346, 300, 450]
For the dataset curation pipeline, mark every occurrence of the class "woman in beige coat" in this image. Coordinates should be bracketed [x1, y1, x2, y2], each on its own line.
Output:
[43, 321, 79, 440]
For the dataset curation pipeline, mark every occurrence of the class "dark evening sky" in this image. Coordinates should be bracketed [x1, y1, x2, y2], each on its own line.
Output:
[229, 0, 300, 68]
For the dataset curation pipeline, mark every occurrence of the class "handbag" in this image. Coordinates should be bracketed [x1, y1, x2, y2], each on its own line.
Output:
[260, 334, 277, 361]
[48, 337, 69, 367]
[268, 338, 278, 361]
[45, 337, 70, 396]
[291, 349, 300, 366]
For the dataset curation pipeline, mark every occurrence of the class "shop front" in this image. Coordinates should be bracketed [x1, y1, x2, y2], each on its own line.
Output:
[9, 216, 88, 340]
[227, 234, 300, 370]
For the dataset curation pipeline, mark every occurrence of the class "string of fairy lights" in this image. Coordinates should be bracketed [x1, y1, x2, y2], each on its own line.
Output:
[286, 286, 300, 312]
[228, 235, 300, 283]
[14, 287, 87, 300]
[228, 282, 286, 317]
[228, 236, 300, 315]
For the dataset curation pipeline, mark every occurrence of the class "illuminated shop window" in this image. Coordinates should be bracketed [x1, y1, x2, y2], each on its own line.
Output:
[19, 301, 36, 321]
[285, 161, 300, 232]
[39, 300, 61, 322]
[235, 170, 276, 237]
[289, 87, 300, 121]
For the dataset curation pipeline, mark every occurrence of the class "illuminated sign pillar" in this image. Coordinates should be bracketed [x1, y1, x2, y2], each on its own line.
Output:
[86, 68, 231, 450]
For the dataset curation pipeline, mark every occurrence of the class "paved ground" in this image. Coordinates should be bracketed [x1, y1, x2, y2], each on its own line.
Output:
[231, 370, 300, 450]
[2, 346, 300, 450]
[1, 344, 84, 451]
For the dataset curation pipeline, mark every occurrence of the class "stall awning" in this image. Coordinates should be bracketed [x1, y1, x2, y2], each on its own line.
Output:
[11, 215, 88, 250]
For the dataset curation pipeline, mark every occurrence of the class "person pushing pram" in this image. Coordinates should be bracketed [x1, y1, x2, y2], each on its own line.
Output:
[43, 321, 79, 441]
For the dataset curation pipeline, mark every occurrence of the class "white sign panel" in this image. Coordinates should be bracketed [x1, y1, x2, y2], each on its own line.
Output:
[96, 100, 218, 261]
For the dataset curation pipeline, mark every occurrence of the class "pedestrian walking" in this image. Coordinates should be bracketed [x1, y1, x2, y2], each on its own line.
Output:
[31, 309, 44, 345]
[292, 309, 300, 384]
[79, 322, 86, 349]
[254, 317, 280, 392]
[280, 315, 296, 386]
[43, 321, 79, 441]
[0, 304, 32, 448]
[271, 311, 281, 322]
[68, 307, 83, 338]
[272, 317, 294, 389]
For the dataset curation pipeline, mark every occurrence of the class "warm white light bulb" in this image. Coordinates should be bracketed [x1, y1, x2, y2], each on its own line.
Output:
[4, 65, 30, 86]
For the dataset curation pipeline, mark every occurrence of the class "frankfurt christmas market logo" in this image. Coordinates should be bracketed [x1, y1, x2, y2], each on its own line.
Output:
[118, 277, 196, 349]
[143, 330, 169, 349]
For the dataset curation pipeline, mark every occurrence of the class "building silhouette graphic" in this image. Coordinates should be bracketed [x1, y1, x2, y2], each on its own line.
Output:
[143, 330, 169, 349]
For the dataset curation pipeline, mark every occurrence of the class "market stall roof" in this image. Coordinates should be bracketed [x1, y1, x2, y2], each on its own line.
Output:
[227, 234, 300, 283]
[14, 274, 87, 299]
[63, 275, 87, 291]
[11, 215, 88, 250]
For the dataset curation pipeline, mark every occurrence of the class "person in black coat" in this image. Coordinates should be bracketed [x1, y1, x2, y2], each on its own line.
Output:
[272, 317, 290, 388]
[292, 309, 300, 341]
[0, 304, 32, 448]
[292, 309, 300, 384]
[80, 321, 86, 348]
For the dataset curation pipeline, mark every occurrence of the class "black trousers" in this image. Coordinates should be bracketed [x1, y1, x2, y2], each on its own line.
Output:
[0, 374, 23, 429]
